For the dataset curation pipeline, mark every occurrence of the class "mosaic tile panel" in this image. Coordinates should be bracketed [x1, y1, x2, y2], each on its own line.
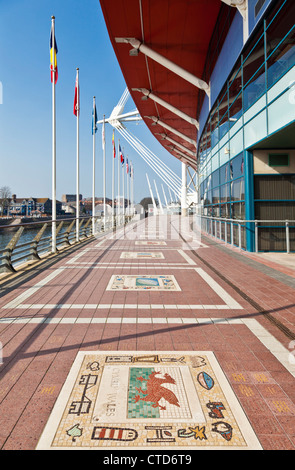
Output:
[120, 252, 165, 259]
[106, 275, 181, 291]
[36, 351, 262, 450]
[135, 241, 167, 246]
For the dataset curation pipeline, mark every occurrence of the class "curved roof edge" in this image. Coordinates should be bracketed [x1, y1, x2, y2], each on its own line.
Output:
[99, 0, 224, 169]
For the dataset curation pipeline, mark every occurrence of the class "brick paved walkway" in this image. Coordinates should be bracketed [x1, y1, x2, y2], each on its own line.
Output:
[0, 216, 294, 450]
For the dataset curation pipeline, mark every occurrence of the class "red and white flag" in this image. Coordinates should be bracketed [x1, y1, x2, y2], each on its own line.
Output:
[73, 70, 79, 116]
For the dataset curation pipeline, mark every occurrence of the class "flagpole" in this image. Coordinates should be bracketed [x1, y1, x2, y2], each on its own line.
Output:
[122, 152, 125, 222]
[132, 165, 135, 214]
[132, 163, 134, 214]
[112, 131, 115, 230]
[127, 160, 129, 217]
[117, 139, 120, 225]
[92, 96, 96, 235]
[76, 68, 80, 242]
[103, 115, 106, 229]
[51, 16, 56, 253]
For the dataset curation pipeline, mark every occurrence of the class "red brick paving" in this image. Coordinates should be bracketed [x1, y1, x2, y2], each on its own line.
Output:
[0, 216, 295, 450]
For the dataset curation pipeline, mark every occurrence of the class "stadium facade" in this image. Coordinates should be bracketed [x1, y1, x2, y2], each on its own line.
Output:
[99, 0, 295, 252]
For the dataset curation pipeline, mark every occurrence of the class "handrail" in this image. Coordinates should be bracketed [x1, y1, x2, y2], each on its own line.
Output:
[0, 214, 132, 274]
[196, 215, 295, 253]
[196, 215, 295, 224]
[0, 215, 91, 230]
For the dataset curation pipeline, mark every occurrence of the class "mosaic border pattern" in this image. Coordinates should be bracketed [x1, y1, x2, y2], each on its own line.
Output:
[36, 351, 262, 450]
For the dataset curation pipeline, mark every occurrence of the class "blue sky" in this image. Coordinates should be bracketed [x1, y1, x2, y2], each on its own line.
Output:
[0, 0, 181, 204]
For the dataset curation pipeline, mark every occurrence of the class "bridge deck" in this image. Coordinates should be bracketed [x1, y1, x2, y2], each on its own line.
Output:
[0, 216, 294, 451]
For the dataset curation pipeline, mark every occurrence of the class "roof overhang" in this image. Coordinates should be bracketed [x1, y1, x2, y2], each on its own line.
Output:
[99, 0, 223, 169]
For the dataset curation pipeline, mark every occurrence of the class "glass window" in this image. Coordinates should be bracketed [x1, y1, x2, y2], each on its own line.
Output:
[244, 66, 266, 109]
[243, 34, 266, 109]
[229, 65, 242, 111]
[212, 169, 219, 188]
[220, 163, 230, 183]
[204, 122, 211, 151]
[212, 205, 220, 217]
[231, 178, 245, 201]
[267, 27, 295, 88]
[212, 187, 220, 204]
[220, 203, 230, 218]
[218, 87, 229, 139]
[266, 0, 295, 48]
[203, 178, 212, 205]
[200, 182, 205, 200]
[231, 202, 245, 219]
[230, 154, 244, 179]
[205, 190, 212, 205]
[219, 112, 229, 139]
[229, 92, 243, 126]
[220, 183, 230, 203]
[243, 32, 265, 83]
[211, 106, 219, 148]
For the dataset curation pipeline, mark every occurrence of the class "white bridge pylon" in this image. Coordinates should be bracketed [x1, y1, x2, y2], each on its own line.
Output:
[97, 88, 194, 200]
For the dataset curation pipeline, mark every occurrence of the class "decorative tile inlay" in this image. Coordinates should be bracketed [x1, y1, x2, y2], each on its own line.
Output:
[135, 241, 167, 245]
[36, 351, 262, 450]
[106, 275, 181, 291]
[120, 252, 165, 259]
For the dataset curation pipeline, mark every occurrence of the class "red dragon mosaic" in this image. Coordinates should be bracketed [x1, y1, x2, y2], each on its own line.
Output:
[134, 371, 180, 410]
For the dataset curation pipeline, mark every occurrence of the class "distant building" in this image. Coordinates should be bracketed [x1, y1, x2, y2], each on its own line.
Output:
[8, 195, 62, 216]
[62, 194, 83, 203]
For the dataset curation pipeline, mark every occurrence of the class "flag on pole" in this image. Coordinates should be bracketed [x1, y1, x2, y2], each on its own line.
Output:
[102, 121, 105, 149]
[126, 158, 129, 174]
[119, 144, 124, 164]
[92, 101, 97, 135]
[112, 130, 116, 158]
[50, 22, 58, 84]
[73, 70, 79, 116]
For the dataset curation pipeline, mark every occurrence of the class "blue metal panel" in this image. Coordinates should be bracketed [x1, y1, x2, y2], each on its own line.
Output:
[248, 0, 273, 35]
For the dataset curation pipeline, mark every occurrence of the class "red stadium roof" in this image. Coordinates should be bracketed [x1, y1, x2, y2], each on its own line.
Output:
[99, 0, 223, 169]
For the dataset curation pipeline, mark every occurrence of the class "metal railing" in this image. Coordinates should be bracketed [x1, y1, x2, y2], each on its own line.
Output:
[0, 214, 133, 274]
[197, 215, 295, 253]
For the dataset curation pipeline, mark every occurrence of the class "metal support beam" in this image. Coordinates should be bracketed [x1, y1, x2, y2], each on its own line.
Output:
[115, 37, 210, 96]
[145, 116, 196, 147]
[157, 133, 196, 158]
[221, 0, 249, 43]
[166, 145, 197, 168]
[132, 88, 199, 128]
[187, 167, 198, 192]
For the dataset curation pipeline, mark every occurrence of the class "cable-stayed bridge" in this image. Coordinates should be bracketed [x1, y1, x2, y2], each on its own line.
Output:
[97, 88, 198, 213]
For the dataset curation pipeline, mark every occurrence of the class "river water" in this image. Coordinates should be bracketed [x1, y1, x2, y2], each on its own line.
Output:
[0, 221, 79, 266]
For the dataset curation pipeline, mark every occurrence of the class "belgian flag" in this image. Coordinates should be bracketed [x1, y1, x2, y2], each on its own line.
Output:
[50, 21, 58, 84]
